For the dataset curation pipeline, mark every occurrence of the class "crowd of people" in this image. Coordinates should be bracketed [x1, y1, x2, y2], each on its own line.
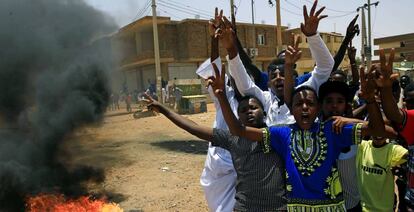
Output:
[143, 1, 414, 211]
[108, 79, 184, 112]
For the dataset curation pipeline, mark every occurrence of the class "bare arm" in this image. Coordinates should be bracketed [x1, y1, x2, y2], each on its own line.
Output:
[209, 8, 222, 61]
[348, 44, 359, 85]
[332, 15, 359, 72]
[376, 49, 404, 124]
[144, 94, 213, 141]
[359, 66, 396, 138]
[284, 34, 302, 108]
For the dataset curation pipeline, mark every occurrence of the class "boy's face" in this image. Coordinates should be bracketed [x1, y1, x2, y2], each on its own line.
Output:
[268, 67, 285, 98]
[237, 98, 265, 128]
[404, 90, 414, 110]
[291, 90, 319, 130]
[322, 92, 347, 119]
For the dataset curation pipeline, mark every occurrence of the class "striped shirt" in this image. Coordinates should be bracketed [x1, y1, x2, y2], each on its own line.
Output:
[212, 128, 287, 211]
[337, 145, 360, 209]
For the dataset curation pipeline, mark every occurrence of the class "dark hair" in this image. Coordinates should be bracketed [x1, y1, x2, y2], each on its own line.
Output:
[318, 81, 352, 103]
[238, 95, 265, 111]
[268, 58, 285, 70]
[404, 82, 414, 97]
[331, 69, 347, 78]
[291, 86, 318, 106]
[277, 50, 286, 59]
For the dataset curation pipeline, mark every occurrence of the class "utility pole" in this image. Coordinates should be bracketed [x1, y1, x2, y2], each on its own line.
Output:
[251, 0, 256, 63]
[151, 0, 162, 100]
[359, 7, 367, 66]
[230, 0, 235, 18]
[275, 0, 282, 54]
[357, 1, 379, 68]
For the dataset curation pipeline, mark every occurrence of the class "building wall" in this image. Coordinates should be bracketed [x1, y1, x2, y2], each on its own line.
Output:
[113, 17, 347, 91]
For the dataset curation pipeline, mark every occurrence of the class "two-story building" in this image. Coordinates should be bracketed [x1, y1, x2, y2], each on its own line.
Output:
[111, 16, 345, 92]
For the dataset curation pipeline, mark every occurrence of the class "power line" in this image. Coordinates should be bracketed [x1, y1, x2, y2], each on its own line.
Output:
[157, 2, 210, 19]
[134, 0, 151, 20]
[284, 0, 302, 10]
[302, 0, 354, 13]
[280, 6, 302, 17]
[327, 11, 357, 19]
[165, 0, 214, 17]
[158, 0, 212, 18]
[160, 9, 182, 20]
[283, 0, 357, 19]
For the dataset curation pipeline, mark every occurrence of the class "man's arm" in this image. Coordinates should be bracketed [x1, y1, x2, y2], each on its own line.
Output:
[332, 15, 359, 72]
[284, 34, 302, 108]
[209, 8, 222, 62]
[348, 45, 359, 85]
[219, 16, 267, 105]
[297, 1, 334, 92]
[358, 66, 397, 138]
[209, 63, 263, 141]
[376, 49, 405, 124]
[144, 94, 213, 141]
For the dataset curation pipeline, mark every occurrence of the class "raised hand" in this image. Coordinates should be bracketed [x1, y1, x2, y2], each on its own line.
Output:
[143, 92, 162, 113]
[347, 43, 357, 63]
[285, 34, 302, 65]
[375, 48, 399, 88]
[359, 65, 377, 102]
[217, 16, 236, 50]
[208, 63, 226, 96]
[300, 0, 327, 37]
[345, 15, 360, 40]
[209, 8, 224, 38]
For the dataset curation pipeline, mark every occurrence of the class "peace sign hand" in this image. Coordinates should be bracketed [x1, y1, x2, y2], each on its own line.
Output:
[285, 34, 302, 65]
[209, 8, 223, 38]
[207, 63, 226, 97]
[359, 65, 377, 102]
[375, 48, 399, 88]
[217, 16, 236, 50]
[301, 0, 327, 37]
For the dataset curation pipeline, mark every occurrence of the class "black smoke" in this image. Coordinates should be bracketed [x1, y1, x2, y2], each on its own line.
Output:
[0, 0, 118, 210]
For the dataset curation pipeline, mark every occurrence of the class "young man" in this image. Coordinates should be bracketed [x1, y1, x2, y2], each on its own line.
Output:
[377, 49, 414, 210]
[318, 80, 363, 211]
[356, 136, 407, 211]
[403, 82, 414, 110]
[221, 0, 334, 126]
[196, 9, 238, 211]
[144, 93, 287, 211]
[211, 40, 397, 210]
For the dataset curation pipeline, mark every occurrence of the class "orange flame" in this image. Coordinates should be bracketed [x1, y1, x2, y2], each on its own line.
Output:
[26, 194, 123, 212]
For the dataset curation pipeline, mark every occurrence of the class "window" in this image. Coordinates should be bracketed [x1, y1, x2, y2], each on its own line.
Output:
[257, 34, 265, 45]
[327, 35, 331, 43]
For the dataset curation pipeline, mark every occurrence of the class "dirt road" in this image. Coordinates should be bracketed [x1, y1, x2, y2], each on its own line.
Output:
[67, 104, 217, 211]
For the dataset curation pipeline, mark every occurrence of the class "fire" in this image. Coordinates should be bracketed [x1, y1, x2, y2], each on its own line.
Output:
[26, 194, 123, 212]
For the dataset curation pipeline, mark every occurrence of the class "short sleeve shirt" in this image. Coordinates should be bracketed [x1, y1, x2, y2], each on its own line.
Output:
[264, 121, 362, 210]
[212, 128, 287, 211]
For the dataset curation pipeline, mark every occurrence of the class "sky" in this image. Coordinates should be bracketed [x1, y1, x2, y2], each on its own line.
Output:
[85, 0, 414, 57]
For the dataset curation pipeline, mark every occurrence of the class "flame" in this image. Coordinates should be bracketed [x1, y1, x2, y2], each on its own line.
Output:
[26, 194, 123, 212]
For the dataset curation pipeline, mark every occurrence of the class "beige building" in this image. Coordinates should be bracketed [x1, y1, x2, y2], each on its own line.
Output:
[374, 33, 414, 78]
[111, 16, 345, 92]
[284, 28, 348, 74]
[374, 33, 414, 61]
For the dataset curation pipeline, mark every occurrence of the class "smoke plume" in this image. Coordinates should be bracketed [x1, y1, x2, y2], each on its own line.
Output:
[0, 0, 118, 210]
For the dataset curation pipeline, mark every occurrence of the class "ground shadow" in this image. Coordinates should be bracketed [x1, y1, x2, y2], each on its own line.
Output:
[67, 139, 136, 169]
[151, 140, 208, 155]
